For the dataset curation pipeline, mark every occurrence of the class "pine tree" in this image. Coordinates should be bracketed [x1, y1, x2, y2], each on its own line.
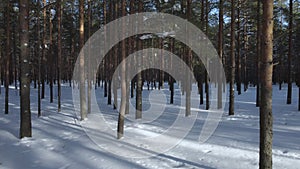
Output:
[259, 0, 274, 168]
[287, 0, 293, 104]
[19, 0, 32, 138]
[229, 0, 236, 116]
[117, 0, 127, 139]
[79, 0, 87, 120]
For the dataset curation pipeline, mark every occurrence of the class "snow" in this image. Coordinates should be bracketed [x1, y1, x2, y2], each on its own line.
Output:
[0, 83, 300, 169]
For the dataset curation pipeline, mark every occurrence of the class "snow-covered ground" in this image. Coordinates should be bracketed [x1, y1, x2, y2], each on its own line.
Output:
[0, 83, 299, 169]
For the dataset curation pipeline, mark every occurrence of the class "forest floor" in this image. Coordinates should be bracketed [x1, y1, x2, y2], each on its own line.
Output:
[0, 83, 300, 169]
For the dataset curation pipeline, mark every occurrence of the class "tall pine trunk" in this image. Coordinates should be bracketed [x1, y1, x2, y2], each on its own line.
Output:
[37, 2, 41, 117]
[218, 0, 224, 108]
[256, 0, 261, 107]
[87, 0, 92, 114]
[79, 0, 87, 120]
[236, 0, 241, 95]
[49, 12, 53, 103]
[19, 0, 32, 138]
[117, 0, 127, 139]
[41, 0, 47, 100]
[259, 0, 274, 168]
[57, 0, 62, 112]
[5, 1, 11, 115]
[113, 1, 118, 110]
[135, 0, 143, 119]
[287, 0, 293, 104]
[229, 0, 235, 116]
[205, 0, 210, 110]
[185, 0, 192, 117]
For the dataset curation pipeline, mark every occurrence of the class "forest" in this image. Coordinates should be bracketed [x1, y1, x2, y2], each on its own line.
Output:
[0, 0, 300, 169]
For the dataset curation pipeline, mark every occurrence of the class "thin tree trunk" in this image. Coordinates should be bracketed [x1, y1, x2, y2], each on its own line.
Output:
[41, 1, 46, 100]
[185, 0, 192, 116]
[218, 0, 224, 108]
[13, 18, 17, 91]
[79, 0, 87, 120]
[205, 0, 209, 110]
[169, 36, 175, 104]
[103, 0, 107, 99]
[287, 0, 293, 104]
[87, 0, 92, 114]
[107, 1, 113, 106]
[37, 2, 41, 117]
[126, 0, 135, 114]
[19, 0, 32, 138]
[243, 10, 249, 92]
[136, 0, 143, 119]
[259, 0, 274, 168]
[236, 0, 242, 95]
[49, 12, 53, 103]
[57, 0, 62, 112]
[113, 1, 118, 110]
[229, 0, 235, 116]
[256, 0, 261, 107]
[117, 0, 127, 139]
[5, 1, 11, 115]
[199, 0, 204, 106]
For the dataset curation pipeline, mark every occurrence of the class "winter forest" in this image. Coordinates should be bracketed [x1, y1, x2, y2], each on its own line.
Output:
[0, 0, 300, 168]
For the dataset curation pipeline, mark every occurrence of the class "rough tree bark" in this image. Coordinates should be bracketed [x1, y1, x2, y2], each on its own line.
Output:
[41, 0, 46, 100]
[218, 0, 224, 108]
[57, 0, 62, 112]
[287, 0, 293, 104]
[256, 0, 261, 107]
[259, 0, 274, 168]
[5, 1, 11, 115]
[113, 1, 118, 110]
[49, 9, 53, 103]
[236, 0, 242, 95]
[79, 0, 87, 120]
[229, 0, 235, 116]
[19, 0, 32, 138]
[185, 0, 192, 116]
[135, 0, 143, 119]
[117, 0, 127, 139]
[205, 0, 210, 110]
[87, 0, 92, 114]
[37, 2, 41, 117]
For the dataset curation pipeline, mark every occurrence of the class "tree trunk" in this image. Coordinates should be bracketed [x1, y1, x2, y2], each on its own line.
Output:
[185, 0, 192, 117]
[37, 2, 41, 117]
[126, 0, 135, 114]
[79, 0, 87, 120]
[19, 0, 32, 138]
[49, 12, 53, 103]
[87, 0, 92, 114]
[287, 0, 293, 104]
[136, 0, 143, 119]
[243, 10, 249, 92]
[5, 1, 11, 115]
[57, 0, 62, 112]
[41, 2, 46, 99]
[205, 0, 209, 110]
[256, 0, 261, 107]
[259, 0, 274, 168]
[236, 0, 241, 95]
[229, 0, 235, 116]
[113, 1, 118, 110]
[117, 0, 127, 139]
[218, 0, 224, 108]
[103, 0, 107, 99]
